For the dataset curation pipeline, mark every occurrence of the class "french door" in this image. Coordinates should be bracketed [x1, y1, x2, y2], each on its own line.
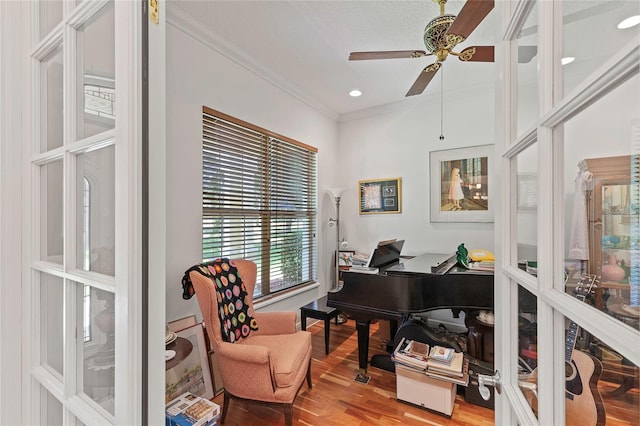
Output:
[22, 1, 147, 424]
[495, 1, 639, 425]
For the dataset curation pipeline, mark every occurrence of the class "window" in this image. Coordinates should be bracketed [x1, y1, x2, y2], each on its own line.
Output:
[202, 107, 318, 299]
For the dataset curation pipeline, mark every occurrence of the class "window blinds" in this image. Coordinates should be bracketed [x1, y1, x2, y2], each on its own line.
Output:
[202, 107, 318, 298]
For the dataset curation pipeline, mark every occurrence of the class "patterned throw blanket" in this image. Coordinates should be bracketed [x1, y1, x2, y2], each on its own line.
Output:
[182, 258, 258, 343]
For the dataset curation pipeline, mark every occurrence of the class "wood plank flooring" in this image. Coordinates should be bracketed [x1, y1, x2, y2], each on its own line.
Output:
[211, 318, 494, 425]
[210, 318, 639, 425]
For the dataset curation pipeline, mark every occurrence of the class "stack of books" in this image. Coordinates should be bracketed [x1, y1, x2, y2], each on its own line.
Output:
[166, 392, 220, 426]
[392, 337, 429, 370]
[468, 261, 495, 271]
[425, 346, 469, 386]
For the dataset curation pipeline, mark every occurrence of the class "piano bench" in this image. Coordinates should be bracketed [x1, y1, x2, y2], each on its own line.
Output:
[300, 296, 339, 355]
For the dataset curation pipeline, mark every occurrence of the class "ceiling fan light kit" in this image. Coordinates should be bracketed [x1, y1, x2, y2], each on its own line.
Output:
[348, 0, 495, 97]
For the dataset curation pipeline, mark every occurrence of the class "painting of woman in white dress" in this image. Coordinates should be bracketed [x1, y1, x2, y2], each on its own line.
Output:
[448, 167, 465, 210]
[439, 156, 488, 212]
[430, 145, 493, 222]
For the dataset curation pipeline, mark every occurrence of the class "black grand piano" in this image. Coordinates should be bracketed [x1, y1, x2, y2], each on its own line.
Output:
[327, 251, 494, 375]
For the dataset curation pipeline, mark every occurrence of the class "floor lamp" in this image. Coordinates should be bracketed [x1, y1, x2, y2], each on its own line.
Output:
[326, 188, 347, 291]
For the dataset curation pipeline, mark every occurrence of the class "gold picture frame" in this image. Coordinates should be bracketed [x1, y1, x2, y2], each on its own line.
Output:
[359, 177, 402, 214]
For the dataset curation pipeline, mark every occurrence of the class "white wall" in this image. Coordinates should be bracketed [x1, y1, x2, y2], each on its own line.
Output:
[165, 24, 338, 323]
[336, 85, 496, 257]
[164, 18, 638, 326]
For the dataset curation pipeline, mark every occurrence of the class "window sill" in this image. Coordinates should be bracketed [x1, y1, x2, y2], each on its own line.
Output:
[254, 281, 320, 310]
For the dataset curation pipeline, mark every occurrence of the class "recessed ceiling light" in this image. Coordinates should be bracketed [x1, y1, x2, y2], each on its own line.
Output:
[349, 89, 362, 97]
[618, 15, 640, 29]
[561, 56, 575, 65]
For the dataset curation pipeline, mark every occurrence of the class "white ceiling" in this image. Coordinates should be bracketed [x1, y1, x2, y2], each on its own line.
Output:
[170, 0, 639, 119]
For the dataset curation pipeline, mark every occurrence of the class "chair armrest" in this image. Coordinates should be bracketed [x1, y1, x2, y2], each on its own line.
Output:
[217, 341, 269, 364]
[215, 342, 277, 397]
[252, 311, 297, 335]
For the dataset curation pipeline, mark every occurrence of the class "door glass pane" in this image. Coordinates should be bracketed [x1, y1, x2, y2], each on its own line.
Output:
[78, 2, 115, 140]
[563, 0, 640, 96]
[515, 144, 538, 272]
[41, 47, 64, 152]
[76, 145, 115, 275]
[518, 285, 538, 417]
[563, 315, 640, 425]
[516, 1, 538, 136]
[563, 74, 639, 327]
[78, 285, 115, 416]
[40, 273, 64, 376]
[41, 160, 64, 264]
[39, 1, 63, 41]
[40, 385, 63, 426]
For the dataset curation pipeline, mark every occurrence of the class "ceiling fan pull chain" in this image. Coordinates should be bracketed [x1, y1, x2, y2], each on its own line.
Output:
[439, 70, 445, 141]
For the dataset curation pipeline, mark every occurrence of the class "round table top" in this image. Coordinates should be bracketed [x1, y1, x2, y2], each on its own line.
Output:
[165, 336, 193, 370]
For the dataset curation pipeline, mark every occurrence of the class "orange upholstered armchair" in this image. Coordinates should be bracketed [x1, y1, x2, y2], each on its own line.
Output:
[188, 259, 312, 426]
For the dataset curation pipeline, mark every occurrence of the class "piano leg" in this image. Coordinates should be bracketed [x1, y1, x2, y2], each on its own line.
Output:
[356, 320, 371, 372]
[389, 319, 398, 339]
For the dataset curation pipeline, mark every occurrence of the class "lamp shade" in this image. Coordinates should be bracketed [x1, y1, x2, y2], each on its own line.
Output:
[326, 187, 347, 199]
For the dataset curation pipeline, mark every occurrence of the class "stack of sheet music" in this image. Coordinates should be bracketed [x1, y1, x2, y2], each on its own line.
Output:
[425, 346, 469, 386]
[393, 339, 469, 386]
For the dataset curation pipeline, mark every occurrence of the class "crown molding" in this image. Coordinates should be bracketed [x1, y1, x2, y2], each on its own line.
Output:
[166, 3, 339, 122]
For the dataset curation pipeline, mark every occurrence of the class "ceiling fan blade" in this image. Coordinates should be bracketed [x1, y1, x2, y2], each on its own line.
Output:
[349, 50, 428, 60]
[458, 46, 494, 62]
[446, 0, 494, 42]
[457, 45, 536, 63]
[406, 63, 441, 97]
[518, 46, 537, 63]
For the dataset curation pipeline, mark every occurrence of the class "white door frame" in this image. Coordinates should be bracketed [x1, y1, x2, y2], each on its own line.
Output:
[0, 1, 28, 425]
[0, 1, 151, 424]
[146, 0, 167, 423]
[495, 1, 640, 424]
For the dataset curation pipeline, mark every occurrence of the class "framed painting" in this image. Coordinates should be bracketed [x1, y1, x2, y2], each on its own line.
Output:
[359, 177, 402, 214]
[165, 323, 214, 403]
[429, 144, 494, 222]
[338, 250, 355, 266]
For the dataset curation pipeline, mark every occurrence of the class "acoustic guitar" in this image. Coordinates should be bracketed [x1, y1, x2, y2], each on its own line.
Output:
[520, 274, 606, 425]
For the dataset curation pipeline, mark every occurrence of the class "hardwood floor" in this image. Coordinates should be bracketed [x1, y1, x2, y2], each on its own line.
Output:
[211, 318, 494, 425]
[209, 318, 639, 425]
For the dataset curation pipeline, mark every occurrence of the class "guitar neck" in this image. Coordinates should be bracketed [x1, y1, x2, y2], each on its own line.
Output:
[565, 321, 579, 362]
[566, 274, 596, 361]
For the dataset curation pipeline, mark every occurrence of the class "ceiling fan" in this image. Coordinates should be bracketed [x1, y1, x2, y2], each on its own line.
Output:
[349, 0, 496, 97]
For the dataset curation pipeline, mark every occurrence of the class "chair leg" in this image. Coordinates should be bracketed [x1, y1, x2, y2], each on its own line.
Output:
[221, 391, 230, 423]
[284, 403, 293, 426]
[306, 359, 312, 389]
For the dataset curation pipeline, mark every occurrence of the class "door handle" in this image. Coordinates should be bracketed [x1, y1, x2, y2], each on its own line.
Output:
[477, 370, 501, 400]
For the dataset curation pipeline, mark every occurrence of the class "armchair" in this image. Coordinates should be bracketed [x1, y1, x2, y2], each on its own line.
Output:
[188, 259, 312, 426]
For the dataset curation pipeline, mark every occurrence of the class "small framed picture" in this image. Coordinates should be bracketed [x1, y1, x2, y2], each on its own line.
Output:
[338, 250, 355, 266]
[359, 177, 402, 214]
